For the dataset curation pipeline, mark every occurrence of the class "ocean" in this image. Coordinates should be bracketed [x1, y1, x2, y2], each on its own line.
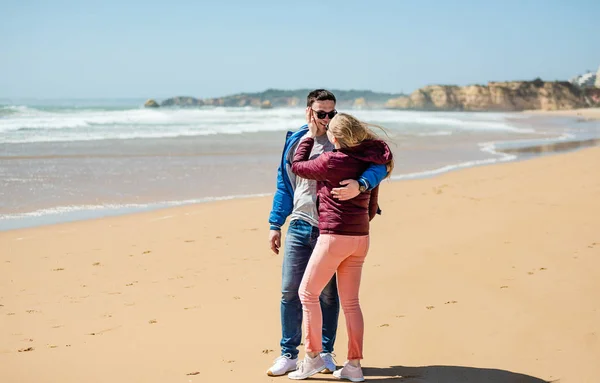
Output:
[1, 100, 599, 231]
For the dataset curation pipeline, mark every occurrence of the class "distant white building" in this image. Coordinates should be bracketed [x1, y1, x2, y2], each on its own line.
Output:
[595, 66, 600, 88]
[570, 69, 597, 88]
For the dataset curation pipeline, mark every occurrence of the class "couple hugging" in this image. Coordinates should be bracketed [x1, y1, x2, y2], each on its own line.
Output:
[267, 89, 394, 382]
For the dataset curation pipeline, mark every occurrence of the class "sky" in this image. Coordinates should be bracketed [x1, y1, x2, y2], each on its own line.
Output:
[1, 0, 599, 99]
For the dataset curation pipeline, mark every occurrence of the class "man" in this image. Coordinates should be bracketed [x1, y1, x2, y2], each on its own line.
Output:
[266, 89, 388, 376]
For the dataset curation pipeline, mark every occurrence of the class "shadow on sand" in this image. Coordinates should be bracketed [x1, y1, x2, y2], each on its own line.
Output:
[317, 365, 555, 382]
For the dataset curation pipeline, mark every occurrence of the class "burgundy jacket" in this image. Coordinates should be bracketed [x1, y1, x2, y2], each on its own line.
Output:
[292, 137, 393, 236]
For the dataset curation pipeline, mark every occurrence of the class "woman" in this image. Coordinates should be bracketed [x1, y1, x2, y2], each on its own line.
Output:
[288, 112, 393, 382]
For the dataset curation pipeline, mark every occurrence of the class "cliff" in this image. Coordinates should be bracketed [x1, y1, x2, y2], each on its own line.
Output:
[161, 97, 204, 107]
[146, 89, 405, 108]
[385, 80, 595, 111]
[205, 89, 405, 108]
[145, 82, 600, 111]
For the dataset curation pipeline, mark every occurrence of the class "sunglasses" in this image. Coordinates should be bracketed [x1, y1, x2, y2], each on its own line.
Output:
[312, 109, 337, 120]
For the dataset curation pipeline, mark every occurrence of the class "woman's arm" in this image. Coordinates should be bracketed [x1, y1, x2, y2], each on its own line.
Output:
[291, 137, 329, 181]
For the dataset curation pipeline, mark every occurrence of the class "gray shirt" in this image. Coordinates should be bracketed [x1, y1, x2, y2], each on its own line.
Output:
[289, 133, 334, 227]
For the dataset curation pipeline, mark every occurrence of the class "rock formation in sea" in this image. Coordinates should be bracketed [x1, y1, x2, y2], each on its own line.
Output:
[144, 99, 159, 108]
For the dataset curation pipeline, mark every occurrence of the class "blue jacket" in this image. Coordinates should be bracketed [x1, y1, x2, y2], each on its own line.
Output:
[268, 125, 388, 230]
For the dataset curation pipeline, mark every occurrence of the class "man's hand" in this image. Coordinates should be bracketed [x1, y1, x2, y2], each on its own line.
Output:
[331, 179, 360, 201]
[269, 229, 282, 254]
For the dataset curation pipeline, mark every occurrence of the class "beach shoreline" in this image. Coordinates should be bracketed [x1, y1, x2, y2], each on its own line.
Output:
[4, 105, 600, 232]
[1, 145, 599, 383]
[524, 107, 600, 121]
[3, 130, 599, 232]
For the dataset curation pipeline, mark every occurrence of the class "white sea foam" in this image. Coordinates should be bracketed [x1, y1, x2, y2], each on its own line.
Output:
[390, 153, 517, 181]
[0, 193, 272, 224]
[1, 105, 535, 144]
[392, 128, 579, 182]
[416, 131, 453, 137]
[351, 110, 535, 133]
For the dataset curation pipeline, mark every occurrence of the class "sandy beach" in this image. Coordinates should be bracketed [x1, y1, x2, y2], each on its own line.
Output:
[1, 146, 599, 383]
[525, 107, 600, 120]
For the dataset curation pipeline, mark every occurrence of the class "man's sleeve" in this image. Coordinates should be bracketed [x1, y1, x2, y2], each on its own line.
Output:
[268, 136, 295, 230]
[359, 163, 388, 191]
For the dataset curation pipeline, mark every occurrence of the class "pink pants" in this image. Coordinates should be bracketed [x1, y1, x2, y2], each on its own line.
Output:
[299, 234, 369, 360]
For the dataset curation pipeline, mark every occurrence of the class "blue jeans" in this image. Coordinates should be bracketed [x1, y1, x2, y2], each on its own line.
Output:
[280, 219, 340, 358]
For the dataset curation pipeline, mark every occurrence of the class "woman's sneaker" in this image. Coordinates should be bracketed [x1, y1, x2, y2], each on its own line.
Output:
[266, 354, 298, 376]
[320, 353, 337, 373]
[288, 355, 325, 380]
[333, 362, 365, 382]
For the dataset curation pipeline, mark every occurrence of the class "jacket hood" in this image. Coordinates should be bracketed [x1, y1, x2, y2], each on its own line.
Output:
[339, 139, 392, 165]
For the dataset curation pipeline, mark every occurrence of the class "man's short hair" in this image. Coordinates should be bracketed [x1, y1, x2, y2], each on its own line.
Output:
[306, 89, 336, 107]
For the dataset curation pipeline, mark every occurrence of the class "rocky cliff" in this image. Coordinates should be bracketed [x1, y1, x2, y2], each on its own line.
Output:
[161, 97, 204, 107]
[385, 80, 594, 111]
[145, 89, 405, 108]
[145, 82, 600, 111]
[204, 89, 405, 108]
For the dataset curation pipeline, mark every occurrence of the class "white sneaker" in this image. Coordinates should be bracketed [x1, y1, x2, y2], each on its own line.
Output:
[288, 355, 325, 380]
[267, 354, 298, 376]
[333, 361, 365, 382]
[320, 352, 337, 373]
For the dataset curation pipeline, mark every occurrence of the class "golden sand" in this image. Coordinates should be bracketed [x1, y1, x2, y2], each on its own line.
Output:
[1, 147, 599, 383]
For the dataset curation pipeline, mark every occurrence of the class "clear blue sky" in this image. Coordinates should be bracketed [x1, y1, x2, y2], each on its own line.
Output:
[1, 0, 599, 98]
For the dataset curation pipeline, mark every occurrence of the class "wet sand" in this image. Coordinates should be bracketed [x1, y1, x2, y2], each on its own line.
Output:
[499, 138, 600, 155]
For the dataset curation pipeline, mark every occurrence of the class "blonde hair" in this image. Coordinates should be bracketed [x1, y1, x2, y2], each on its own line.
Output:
[328, 113, 394, 177]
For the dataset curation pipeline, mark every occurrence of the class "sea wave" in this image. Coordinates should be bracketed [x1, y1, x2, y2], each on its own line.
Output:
[352, 110, 534, 133]
[1, 104, 535, 144]
[390, 130, 575, 181]
[416, 131, 453, 137]
[0, 193, 273, 231]
[0, 105, 33, 117]
[0, 106, 307, 143]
